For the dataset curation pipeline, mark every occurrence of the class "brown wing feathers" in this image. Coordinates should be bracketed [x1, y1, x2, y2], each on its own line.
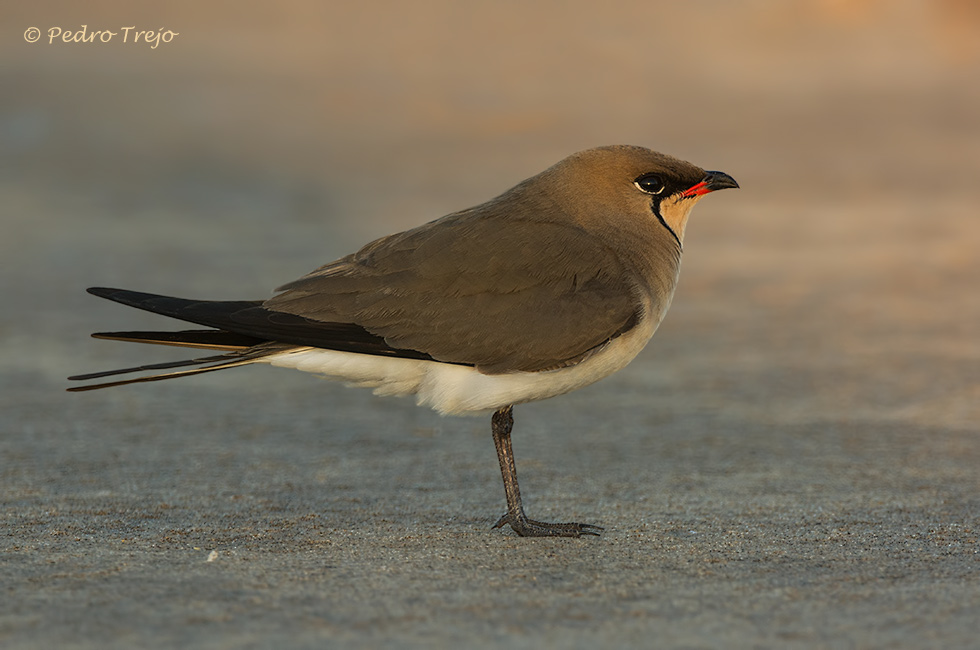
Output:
[72, 214, 645, 390]
[266, 218, 641, 373]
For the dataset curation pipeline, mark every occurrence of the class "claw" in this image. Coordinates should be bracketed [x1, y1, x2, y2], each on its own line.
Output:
[493, 512, 603, 538]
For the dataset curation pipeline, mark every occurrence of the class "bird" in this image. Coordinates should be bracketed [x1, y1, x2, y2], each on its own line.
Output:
[68, 145, 738, 537]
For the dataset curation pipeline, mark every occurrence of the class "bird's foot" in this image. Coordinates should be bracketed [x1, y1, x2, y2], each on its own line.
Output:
[492, 512, 603, 538]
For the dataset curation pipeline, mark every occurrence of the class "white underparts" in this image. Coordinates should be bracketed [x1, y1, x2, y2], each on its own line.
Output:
[264, 306, 662, 416]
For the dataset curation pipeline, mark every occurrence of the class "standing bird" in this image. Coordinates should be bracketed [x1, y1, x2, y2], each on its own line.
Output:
[68, 145, 738, 537]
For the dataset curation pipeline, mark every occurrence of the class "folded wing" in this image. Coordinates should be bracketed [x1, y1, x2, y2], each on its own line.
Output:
[266, 214, 642, 373]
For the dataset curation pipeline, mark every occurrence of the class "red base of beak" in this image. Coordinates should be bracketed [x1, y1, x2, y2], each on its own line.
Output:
[681, 180, 711, 198]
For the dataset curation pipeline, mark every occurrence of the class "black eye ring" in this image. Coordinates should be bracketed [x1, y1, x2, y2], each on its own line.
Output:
[634, 173, 665, 195]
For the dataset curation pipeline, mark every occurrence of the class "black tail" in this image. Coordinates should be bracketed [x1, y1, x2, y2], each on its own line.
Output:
[90, 329, 265, 351]
[66, 345, 289, 392]
[67, 288, 296, 391]
[80, 287, 437, 356]
[68, 287, 444, 392]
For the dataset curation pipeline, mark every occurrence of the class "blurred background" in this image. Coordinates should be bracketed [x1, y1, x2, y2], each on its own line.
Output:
[2, 1, 979, 645]
[3, 0, 977, 427]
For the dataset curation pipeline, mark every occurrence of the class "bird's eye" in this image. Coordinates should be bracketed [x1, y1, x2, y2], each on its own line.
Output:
[634, 174, 665, 195]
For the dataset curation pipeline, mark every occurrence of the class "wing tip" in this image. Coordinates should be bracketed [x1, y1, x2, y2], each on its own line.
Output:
[86, 286, 121, 298]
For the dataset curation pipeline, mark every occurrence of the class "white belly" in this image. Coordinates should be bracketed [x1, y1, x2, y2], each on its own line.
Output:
[263, 309, 661, 416]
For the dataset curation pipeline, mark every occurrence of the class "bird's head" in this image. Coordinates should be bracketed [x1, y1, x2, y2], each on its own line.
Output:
[537, 145, 739, 249]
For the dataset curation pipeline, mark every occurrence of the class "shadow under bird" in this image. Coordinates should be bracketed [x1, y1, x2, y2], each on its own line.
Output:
[69, 145, 738, 537]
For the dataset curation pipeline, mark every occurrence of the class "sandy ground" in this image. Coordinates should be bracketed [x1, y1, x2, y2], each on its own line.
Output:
[2, 1, 979, 648]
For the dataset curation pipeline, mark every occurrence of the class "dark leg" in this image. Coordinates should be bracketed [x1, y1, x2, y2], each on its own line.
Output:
[490, 405, 602, 538]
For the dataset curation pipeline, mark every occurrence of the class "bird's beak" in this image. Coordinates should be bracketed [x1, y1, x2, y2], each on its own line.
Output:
[681, 171, 739, 198]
